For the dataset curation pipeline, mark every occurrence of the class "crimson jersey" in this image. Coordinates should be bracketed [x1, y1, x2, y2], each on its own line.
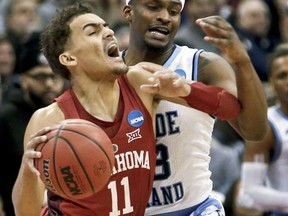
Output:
[42, 75, 157, 216]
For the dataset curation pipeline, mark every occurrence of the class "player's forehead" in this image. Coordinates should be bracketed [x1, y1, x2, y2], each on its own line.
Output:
[70, 13, 105, 30]
[134, 0, 183, 6]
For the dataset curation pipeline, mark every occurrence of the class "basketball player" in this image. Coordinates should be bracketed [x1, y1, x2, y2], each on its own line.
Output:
[122, 0, 269, 215]
[237, 44, 288, 215]
[11, 3, 241, 216]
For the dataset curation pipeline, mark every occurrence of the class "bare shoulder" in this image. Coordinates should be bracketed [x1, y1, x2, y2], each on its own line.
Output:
[199, 51, 234, 73]
[25, 102, 65, 139]
[198, 51, 236, 88]
[199, 51, 222, 62]
[32, 103, 64, 124]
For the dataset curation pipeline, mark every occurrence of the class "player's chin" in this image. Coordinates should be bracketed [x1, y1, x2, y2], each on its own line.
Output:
[109, 58, 128, 75]
[146, 38, 169, 51]
[114, 65, 129, 76]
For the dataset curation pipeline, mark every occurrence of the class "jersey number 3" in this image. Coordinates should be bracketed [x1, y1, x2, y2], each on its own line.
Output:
[155, 144, 171, 180]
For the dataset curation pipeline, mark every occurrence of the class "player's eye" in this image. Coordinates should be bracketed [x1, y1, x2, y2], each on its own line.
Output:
[88, 32, 96, 36]
[169, 9, 180, 16]
[147, 4, 159, 11]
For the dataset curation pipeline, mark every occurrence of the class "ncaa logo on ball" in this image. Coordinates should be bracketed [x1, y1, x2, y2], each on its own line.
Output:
[60, 166, 84, 196]
[128, 110, 144, 127]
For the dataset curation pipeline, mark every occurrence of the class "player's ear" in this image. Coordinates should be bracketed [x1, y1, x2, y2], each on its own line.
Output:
[123, 5, 133, 21]
[59, 53, 77, 66]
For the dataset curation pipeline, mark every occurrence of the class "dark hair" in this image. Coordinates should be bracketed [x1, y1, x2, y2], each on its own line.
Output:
[40, 2, 93, 80]
[268, 43, 288, 78]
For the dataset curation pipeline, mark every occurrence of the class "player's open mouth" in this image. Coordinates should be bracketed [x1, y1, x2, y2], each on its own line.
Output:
[148, 26, 169, 35]
[107, 44, 119, 58]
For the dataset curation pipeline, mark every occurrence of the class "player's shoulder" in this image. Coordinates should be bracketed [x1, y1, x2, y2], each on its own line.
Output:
[24, 102, 65, 145]
[30, 102, 64, 128]
[197, 51, 233, 83]
[199, 51, 224, 65]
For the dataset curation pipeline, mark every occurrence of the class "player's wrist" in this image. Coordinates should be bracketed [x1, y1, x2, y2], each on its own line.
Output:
[180, 82, 241, 120]
[232, 54, 251, 67]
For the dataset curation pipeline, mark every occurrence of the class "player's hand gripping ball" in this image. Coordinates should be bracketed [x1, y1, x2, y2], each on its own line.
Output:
[34, 119, 115, 199]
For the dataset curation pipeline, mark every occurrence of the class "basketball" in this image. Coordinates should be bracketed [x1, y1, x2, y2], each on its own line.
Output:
[34, 119, 115, 200]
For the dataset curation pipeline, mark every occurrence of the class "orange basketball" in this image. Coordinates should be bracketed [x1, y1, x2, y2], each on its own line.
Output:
[34, 119, 114, 200]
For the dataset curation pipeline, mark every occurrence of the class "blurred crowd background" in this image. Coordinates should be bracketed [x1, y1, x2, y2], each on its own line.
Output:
[0, 0, 286, 215]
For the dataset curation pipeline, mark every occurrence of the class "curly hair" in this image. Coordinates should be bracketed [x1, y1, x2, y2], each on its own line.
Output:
[40, 2, 93, 80]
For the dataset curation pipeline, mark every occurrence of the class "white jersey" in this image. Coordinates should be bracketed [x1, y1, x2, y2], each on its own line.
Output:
[267, 105, 288, 192]
[145, 45, 215, 215]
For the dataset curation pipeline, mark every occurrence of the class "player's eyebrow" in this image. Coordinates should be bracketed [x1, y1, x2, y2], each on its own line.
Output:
[82, 22, 109, 30]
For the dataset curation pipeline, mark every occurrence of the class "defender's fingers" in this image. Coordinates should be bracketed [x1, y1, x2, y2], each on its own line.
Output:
[203, 36, 233, 46]
[196, 17, 233, 38]
[140, 83, 159, 94]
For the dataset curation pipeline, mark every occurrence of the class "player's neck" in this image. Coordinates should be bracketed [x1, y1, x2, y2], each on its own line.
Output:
[73, 82, 120, 122]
